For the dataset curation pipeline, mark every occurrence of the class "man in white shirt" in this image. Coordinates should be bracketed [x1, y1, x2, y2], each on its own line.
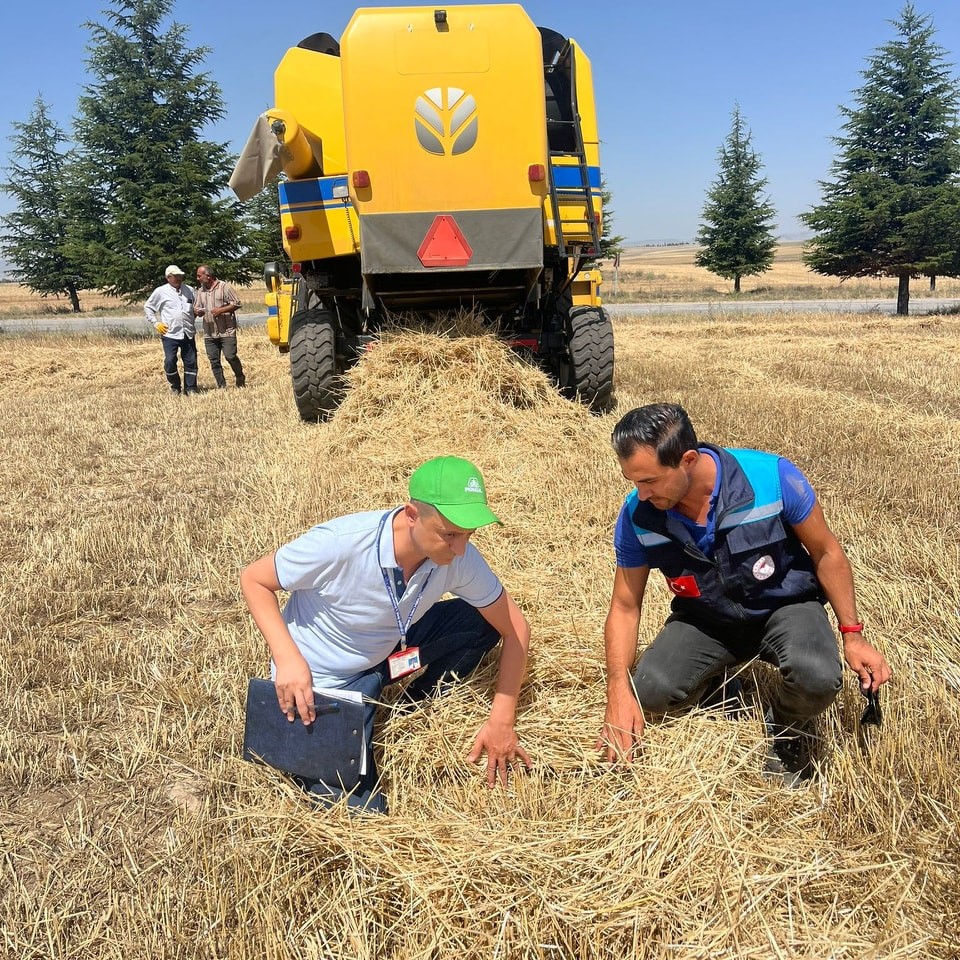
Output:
[241, 456, 532, 812]
[144, 265, 199, 395]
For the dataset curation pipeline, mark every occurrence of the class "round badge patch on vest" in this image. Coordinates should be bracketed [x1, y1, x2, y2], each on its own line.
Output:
[752, 555, 776, 581]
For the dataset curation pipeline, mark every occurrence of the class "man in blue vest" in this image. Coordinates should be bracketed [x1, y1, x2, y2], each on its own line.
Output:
[597, 403, 891, 782]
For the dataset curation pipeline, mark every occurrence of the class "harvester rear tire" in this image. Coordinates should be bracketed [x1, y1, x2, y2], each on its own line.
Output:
[289, 308, 342, 422]
[563, 306, 615, 411]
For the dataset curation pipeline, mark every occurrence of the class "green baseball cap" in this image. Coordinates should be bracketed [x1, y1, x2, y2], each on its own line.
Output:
[408, 456, 501, 529]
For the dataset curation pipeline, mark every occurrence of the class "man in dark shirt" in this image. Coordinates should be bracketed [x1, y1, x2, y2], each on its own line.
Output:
[194, 265, 246, 389]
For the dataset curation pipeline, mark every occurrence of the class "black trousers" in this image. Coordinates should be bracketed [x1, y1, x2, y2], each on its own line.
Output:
[633, 600, 842, 726]
[204, 335, 245, 387]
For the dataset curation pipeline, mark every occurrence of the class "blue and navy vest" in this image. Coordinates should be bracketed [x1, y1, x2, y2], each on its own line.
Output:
[627, 445, 822, 625]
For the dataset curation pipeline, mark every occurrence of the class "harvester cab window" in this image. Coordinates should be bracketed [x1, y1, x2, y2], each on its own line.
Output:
[297, 32, 341, 56]
[539, 27, 575, 153]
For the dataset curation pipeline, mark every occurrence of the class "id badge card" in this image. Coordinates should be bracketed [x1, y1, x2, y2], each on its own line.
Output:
[387, 646, 421, 680]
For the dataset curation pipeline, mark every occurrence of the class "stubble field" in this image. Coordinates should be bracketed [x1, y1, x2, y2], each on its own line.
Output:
[1, 308, 958, 958]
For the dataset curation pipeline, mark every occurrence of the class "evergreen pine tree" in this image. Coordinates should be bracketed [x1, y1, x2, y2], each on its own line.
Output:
[695, 105, 777, 293]
[71, 0, 254, 299]
[801, 3, 960, 316]
[240, 178, 288, 270]
[1, 98, 88, 312]
[597, 178, 626, 261]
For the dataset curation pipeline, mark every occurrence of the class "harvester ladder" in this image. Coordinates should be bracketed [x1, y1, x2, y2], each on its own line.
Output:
[545, 43, 601, 258]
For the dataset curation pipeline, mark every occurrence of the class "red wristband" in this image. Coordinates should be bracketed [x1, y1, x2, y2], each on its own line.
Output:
[838, 622, 864, 634]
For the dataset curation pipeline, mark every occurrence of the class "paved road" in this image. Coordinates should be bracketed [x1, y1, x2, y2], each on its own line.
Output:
[605, 298, 960, 317]
[2, 298, 958, 334]
[0, 314, 272, 335]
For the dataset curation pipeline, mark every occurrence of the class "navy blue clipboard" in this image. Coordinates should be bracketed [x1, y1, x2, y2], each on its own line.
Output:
[242, 678, 364, 787]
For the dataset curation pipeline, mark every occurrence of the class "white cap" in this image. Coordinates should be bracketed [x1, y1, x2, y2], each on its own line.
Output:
[165, 264, 185, 277]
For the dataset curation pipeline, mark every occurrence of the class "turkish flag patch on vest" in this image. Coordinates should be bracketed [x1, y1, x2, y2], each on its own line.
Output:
[666, 574, 701, 598]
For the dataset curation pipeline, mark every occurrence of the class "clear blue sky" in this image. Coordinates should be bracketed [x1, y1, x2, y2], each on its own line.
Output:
[3, 0, 960, 242]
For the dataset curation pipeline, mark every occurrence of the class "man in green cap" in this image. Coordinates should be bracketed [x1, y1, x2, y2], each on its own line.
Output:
[241, 456, 531, 812]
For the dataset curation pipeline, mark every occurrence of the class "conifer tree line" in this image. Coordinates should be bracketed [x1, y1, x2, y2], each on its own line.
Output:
[695, 2, 960, 315]
[598, 179, 625, 262]
[0, 0, 280, 309]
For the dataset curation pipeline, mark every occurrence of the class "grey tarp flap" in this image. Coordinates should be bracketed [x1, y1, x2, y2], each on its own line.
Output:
[361, 209, 544, 273]
[229, 113, 288, 201]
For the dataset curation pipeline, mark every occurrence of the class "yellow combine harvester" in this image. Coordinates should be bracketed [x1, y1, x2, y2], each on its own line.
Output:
[231, 4, 614, 420]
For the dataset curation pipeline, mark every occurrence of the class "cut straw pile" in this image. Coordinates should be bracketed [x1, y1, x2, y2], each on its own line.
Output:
[1, 311, 958, 959]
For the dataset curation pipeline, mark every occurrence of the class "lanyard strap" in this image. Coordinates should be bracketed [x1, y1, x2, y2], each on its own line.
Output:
[377, 510, 433, 650]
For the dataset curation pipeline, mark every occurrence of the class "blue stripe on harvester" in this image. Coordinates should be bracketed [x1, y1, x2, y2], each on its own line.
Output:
[279, 178, 353, 215]
[550, 165, 602, 190]
[280, 177, 349, 204]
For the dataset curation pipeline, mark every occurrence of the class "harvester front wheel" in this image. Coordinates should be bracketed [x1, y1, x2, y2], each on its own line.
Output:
[289, 308, 342, 422]
[562, 306, 615, 411]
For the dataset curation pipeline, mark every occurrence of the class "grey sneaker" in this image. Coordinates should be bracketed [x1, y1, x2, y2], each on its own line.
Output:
[763, 709, 815, 787]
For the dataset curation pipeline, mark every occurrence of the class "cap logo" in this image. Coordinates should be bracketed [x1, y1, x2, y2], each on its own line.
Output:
[465, 477, 482, 494]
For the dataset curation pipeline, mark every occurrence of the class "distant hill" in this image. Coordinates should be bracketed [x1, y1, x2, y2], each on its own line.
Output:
[626, 239, 692, 247]
[627, 232, 811, 247]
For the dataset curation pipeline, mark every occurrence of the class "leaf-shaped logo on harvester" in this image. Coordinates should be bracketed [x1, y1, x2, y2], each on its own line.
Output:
[415, 88, 478, 156]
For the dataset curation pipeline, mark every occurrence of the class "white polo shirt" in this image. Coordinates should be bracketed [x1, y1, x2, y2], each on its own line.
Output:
[274, 508, 503, 689]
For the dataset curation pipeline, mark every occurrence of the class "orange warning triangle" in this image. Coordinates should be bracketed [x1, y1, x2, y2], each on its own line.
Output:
[417, 215, 473, 268]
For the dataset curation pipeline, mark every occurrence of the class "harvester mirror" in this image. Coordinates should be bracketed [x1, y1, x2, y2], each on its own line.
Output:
[263, 261, 283, 293]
